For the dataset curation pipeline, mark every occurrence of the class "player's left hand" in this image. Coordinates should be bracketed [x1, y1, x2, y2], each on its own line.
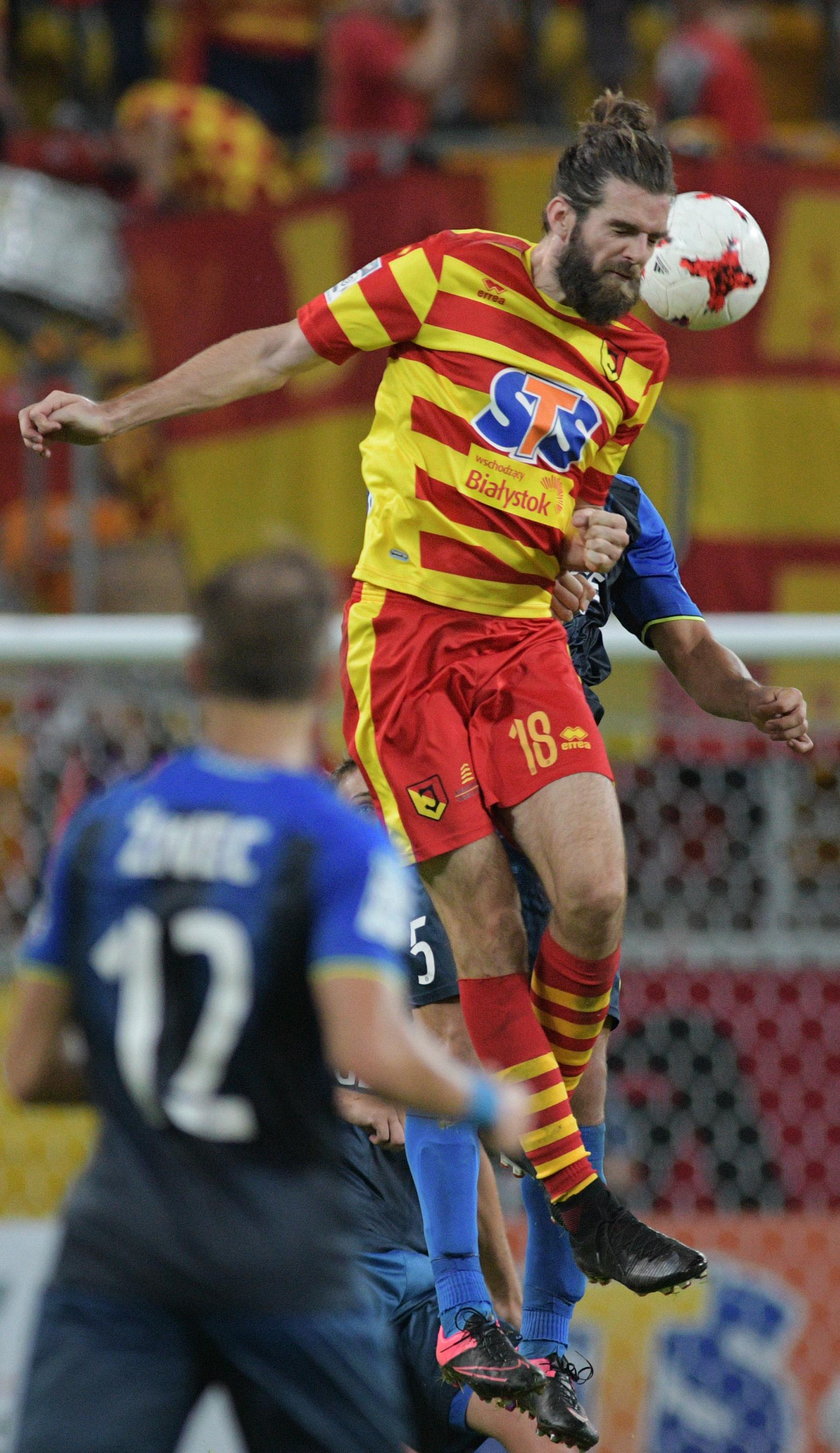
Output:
[747, 686, 813, 753]
[563, 508, 629, 574]
[364, 1101, 406, 1147]
[551, 571, 598, 623]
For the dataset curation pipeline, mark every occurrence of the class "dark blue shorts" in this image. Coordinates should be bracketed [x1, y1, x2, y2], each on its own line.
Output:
[14, 1285, 408, 1453]
[409, 847, 622, 1026]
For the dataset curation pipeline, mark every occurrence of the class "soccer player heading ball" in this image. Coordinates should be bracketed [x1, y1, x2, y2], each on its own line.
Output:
[20, 91, 710, 1418]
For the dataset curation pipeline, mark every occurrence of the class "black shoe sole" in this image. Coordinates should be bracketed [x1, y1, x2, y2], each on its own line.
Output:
[581, 1254, 708, 1295]
[440, 1362, 545, 1409]
[533, 1422, 599, 1450]
[528, 1410, 599, 1449]
[525, 1390, 599, 1448]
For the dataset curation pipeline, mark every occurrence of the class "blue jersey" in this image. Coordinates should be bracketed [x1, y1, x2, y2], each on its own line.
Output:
[567, 474, 702, 720]
[20, 747, 411, 1315]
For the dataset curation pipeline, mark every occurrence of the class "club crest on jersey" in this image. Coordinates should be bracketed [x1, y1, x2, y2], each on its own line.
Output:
[472, 369, 601, 473]
[600, 340, 625, 382]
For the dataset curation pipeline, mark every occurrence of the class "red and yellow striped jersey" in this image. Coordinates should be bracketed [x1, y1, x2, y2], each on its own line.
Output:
[298, 228, 668, 618]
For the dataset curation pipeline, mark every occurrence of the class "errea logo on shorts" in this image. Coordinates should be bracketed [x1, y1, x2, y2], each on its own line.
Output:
[559, 726, 591, 751]
[325, 257, 383, 303]
[472, 369, 601, 473]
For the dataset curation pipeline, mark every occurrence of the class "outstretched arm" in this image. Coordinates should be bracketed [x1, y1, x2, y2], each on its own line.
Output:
[19, 320, 322, 455]
[399, 0, 460, 93]
[647, 616, 813, 753]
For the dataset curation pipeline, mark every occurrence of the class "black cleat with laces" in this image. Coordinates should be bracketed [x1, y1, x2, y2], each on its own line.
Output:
[436, 1311, 546, 1407]
[526, 1354, 599, 1449]
[558, 1190, 708, 1295]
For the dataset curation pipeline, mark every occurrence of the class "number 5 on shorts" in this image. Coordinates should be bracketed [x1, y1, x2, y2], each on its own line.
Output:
[410, 915, 436, 986]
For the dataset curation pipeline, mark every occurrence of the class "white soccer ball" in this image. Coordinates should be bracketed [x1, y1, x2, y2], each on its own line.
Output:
[640, 191, 770, 331]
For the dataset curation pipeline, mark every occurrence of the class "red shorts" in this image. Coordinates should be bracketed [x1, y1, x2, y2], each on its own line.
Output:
[341, 583, 613, 863]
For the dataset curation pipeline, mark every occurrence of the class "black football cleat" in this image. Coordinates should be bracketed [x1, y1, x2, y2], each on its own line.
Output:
[559, 1194, 708, 1295]
[526, 1354, 599, 1448]
[499, 1146, 537, 1179]
[436, 1311, 546, 1407]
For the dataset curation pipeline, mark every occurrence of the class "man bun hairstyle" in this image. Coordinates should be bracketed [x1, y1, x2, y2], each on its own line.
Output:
[196, 546, 335, 703]
[548, 90, 675, 219]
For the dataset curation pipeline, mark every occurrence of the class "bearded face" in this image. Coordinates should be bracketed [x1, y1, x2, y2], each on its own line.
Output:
[554, 219, 642, 325]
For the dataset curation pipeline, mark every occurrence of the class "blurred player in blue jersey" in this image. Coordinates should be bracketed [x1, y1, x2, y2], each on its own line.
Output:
[338, 474, 811, 1450]
[4, 546, 534, 1453]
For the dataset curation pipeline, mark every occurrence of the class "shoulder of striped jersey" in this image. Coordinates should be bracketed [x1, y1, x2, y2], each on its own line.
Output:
[400, 228, 532, 289]
[611, 311, 670, 370]
[613, 309, 668, 347]
[443, 228, 531, 258]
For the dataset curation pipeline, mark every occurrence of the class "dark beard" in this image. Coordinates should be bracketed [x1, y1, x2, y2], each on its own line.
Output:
[554, 227, 640, 325]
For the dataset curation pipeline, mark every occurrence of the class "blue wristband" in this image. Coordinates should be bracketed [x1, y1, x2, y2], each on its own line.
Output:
[464, 1076, 502, 1131]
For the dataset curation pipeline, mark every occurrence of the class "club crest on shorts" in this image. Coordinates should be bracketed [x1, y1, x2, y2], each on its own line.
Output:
[407, 775, 448, 820]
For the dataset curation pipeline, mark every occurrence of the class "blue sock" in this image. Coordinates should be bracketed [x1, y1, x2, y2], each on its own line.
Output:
[404, 1113, 493, 1334]
[519, 1122, 606, 1360]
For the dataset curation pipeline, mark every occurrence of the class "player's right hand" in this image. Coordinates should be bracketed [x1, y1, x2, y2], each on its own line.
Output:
[564, 508, 629, 574]
[747, 685, 813, 754]
[19, 392, 112, 457]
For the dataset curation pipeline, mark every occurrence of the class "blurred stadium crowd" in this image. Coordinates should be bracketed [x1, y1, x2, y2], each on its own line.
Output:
[0, 0, 838, 211]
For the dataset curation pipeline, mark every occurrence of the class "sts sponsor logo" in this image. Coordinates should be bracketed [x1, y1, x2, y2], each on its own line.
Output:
[472, 369, 601, 473]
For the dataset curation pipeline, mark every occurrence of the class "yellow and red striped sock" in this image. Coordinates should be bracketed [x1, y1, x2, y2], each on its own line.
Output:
[531, 932, 620, 1101]
[458, 973, 596, 1201]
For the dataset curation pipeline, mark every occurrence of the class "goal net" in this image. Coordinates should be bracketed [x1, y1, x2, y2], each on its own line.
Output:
[0, 612, 838, 1221]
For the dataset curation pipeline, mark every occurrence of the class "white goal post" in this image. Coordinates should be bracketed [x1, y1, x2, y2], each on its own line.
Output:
[1, 613, 840, 662]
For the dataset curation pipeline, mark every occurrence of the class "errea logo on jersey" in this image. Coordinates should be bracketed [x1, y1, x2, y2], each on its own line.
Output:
[472, 369, 601, 473]
[478, 275, 507, 303]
